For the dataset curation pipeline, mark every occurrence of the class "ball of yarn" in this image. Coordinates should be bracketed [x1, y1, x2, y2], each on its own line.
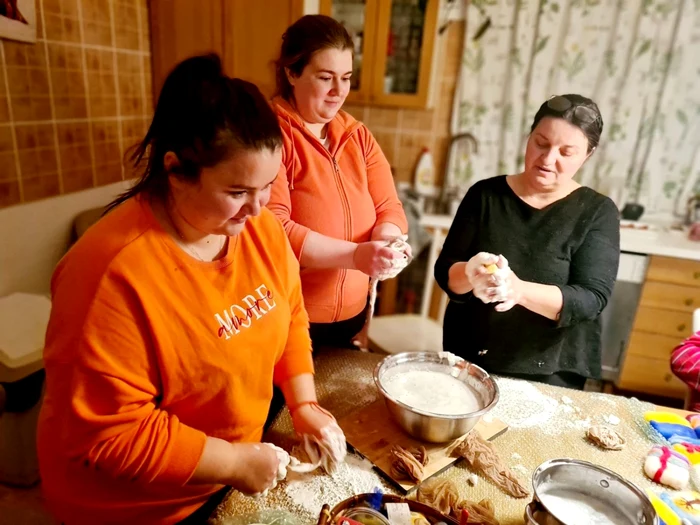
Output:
[644, 445, 690, 490]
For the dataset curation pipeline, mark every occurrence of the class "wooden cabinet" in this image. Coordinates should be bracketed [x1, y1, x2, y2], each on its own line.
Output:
[617, 256, 700, 399]
[320, 0, 440, 108]
[148, 0, 304, 100]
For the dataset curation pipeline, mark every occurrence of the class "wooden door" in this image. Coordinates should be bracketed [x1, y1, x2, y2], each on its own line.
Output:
[149, 0, 224, 101]
[222, 0, 305, 98]
[149, 0, 303, 102]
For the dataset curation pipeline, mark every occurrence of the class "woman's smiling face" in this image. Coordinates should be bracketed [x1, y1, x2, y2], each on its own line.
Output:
[287, 47, 353, 124]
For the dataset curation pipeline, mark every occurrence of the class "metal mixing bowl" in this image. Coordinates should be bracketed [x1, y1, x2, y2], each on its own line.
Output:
[373, 352, 499, 443]
[530, 459, 658, 525]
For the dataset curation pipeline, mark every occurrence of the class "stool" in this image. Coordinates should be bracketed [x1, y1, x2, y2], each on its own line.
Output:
[0, 292, 51, 487]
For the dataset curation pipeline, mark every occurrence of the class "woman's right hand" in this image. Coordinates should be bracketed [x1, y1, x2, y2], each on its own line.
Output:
[227, 442, 280, 495]
[353, 241, 404, 278]
[465, 252, 500, 303]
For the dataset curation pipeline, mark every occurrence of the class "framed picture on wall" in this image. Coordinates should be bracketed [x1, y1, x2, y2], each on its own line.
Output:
[0, 0, 36, 43]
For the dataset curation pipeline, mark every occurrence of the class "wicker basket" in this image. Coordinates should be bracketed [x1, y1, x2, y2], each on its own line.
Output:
[316, 493, 460, 525]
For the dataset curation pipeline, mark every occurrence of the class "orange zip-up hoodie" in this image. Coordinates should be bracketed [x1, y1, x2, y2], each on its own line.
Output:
[268, 98, 408, 324]
[37, 197, 313, 525]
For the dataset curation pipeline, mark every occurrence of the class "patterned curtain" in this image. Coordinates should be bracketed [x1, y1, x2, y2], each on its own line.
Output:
[449, 0, 700, 215]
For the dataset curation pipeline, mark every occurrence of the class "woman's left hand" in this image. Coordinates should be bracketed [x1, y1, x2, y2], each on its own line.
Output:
[291, 402, 337, 440]
[398, 242, 412, 259]
[291, 402, 347, 467]
[492, 256, 524, 312]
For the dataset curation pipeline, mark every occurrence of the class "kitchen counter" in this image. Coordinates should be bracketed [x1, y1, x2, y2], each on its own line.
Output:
[420, 213, 700, 262]
[211, 350, 673, 525]
[619, 227, 700, 261]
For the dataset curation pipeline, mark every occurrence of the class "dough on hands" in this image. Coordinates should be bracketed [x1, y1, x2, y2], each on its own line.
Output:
[252, 443, 291, 498]
[468, 253, 511, 305]
[487, 255, 511, 304]
[466, 252, 499, 279]
[367, 237, 412, 325]
[300, 422, 347, 474]
[377, 238, 411, 281]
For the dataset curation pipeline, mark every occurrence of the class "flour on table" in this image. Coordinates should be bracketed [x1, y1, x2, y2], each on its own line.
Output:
[491, 378, 559, 430]
[511, 453, 522, 460]
[512, 464, 529, 476]
[491, 378, 619, 436]
[574, 417, 592, 431]
[284, 454, 384, 516]
[603, 414, 620, 426]
[592, 394, 617, 405]
[561, 396, 573, 405]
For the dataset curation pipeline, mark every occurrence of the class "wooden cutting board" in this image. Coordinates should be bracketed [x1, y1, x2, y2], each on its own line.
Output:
[337, 399, 508, 493]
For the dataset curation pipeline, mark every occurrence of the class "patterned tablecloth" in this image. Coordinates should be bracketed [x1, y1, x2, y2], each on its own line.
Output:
[212, 349, 666, 525]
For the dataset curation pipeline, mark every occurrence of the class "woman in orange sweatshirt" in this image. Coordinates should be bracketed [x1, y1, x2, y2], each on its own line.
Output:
[268, 15, 410, 350]
[36, 54, 344, 525]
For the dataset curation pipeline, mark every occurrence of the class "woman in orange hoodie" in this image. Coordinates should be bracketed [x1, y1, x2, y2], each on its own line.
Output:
[36, 54, 344, 525]
[268, 15, 410, 350]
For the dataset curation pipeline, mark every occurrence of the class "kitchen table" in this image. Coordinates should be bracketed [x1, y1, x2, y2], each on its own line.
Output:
[209, 349, 685, 525]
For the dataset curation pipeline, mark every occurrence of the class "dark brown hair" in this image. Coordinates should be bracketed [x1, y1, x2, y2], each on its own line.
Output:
[275, 15, 354, 101]
[105, 53, 282, 214]
[531, 94, 603, 154]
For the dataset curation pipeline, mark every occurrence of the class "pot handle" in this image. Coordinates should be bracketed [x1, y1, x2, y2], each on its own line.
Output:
[317, 504, 332, 525]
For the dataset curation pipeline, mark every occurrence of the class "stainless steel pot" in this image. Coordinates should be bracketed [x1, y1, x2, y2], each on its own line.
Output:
[524, 501, 563, 525]
[528, 459, 658, 525]
[373, 352, 499, 443]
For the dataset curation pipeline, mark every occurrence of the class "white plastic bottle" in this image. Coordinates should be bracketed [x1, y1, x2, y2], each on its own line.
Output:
[414, 147, 437, 197]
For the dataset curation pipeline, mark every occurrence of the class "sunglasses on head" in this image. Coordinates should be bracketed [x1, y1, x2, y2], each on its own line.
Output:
[547, 95, 599, 124]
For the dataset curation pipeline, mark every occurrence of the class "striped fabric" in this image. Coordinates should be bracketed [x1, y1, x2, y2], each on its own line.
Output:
[671, 332, 700, 412]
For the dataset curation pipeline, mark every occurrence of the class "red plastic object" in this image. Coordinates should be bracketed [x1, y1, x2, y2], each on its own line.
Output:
[336, 517, 364, 525]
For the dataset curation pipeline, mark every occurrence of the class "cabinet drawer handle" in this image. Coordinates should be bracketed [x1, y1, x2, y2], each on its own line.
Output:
[678, 323, 687, 332]
[685, 298, 694, 306]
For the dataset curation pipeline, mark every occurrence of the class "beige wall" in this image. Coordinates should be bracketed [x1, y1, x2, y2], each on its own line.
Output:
[0, 0, 151, 208]
[0, 179, 130, 297]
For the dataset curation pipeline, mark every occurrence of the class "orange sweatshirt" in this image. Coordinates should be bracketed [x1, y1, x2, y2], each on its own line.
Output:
[268, 98, 408, 324]
[37, 197, 313, 525]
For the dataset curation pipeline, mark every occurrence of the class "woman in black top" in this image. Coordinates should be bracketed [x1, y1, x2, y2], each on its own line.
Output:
[434, 94, 620, 390]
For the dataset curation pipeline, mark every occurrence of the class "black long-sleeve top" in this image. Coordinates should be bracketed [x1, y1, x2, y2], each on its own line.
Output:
[434, 175, 620, 379]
